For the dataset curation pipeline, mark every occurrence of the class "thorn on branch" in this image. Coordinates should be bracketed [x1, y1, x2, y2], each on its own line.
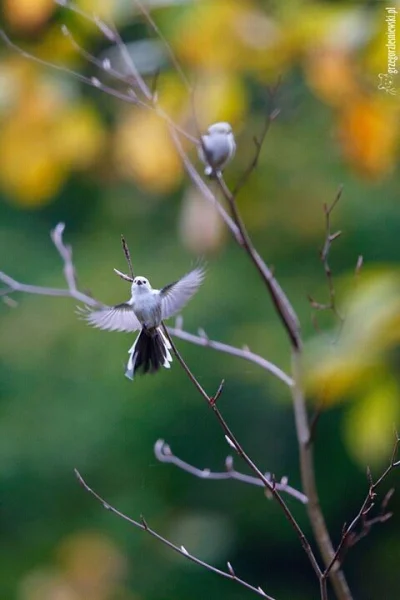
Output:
[258, 586, 268, 597]
[329, 230, 342, 243]
[210, 379, 225, 405]
[225, 455, 234, 472]
[224, 435, 237, 451]
[227, 561, 236, 577]
[140, 515, 149, 530]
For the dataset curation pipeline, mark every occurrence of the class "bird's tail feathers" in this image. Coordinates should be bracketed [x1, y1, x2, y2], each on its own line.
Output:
[125, 327, 172, 380]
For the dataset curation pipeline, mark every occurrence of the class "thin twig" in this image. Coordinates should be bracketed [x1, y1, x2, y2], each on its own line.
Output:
[323, 433, 400, 580]
[121, 235, 135, 279]
[56, 0, 152, 99]
[74, 469, 275, 600]
[168, 325, 293, 388]
[0, 225, 98, 307]
[154, 439, 308, 504]
[161, 325, 324, 587]
[308, 186, 344, 325]
[134, 0, 192, 92]
[232, 81, 281, 198]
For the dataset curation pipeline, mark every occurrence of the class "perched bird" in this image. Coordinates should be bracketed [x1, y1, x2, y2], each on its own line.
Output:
[198, 122, 236, 176]
[79, 266, 205, 380]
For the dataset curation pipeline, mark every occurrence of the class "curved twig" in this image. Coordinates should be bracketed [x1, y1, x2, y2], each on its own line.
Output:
[75, 469, 275, 600]
[154, 439, 308, 504]
[168, 326, 293, 388]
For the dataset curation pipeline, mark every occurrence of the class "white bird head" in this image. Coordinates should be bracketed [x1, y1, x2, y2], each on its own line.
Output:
[207, 122, 233, 136]
[132, 276, 151, 294]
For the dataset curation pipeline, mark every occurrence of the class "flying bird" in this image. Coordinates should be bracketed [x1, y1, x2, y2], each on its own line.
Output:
[79, 266, 205, 380]
[198, 122, 236, 176]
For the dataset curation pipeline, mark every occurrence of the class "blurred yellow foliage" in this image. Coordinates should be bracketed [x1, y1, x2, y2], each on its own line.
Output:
[58, 531, 127, 593]
[18, 531, 131, 600]
[4, 0, 55, 32]
[172, 0, 285, 76]
[338, 96, 400, 179]
[114, 109, 183, 194]
[306, 270, 400, 464]
[280, 4, 352, 56]
[344, 377, 400, 466]
[305, 49, 359, 106]
[0, 58, 105, 206]
[0, 0, 399, 206]
[305, 270, 400, 404]
[193, 72, 247, 129]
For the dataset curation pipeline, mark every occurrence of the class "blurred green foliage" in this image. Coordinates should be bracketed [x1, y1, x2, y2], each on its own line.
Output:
[0, 1, 400, 599]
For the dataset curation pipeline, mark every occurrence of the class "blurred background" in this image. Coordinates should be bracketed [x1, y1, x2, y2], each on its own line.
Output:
[0, 0, 400, 599]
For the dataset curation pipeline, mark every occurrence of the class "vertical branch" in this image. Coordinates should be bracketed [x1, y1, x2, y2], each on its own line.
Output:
[291, 350, 352, 600]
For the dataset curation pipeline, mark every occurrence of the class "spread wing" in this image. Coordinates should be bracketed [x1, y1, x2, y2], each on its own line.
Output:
[160, 266, 205, 320]
[77, 302, 141, 332]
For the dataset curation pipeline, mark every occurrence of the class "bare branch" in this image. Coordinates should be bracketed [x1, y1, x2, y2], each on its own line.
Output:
[308, 186, 344, 326]
[134, 0, 192, 93]
[75, 469, 276, 600]
[121, 235, 135, 279]
[214, 173, 301, 350]
[323, 434, 400, 580]
[291, 349, 352, 600]
[160, 326, 323, 584]
[168, 325, 293, 388]
[154, 439, 308, 504]
[0, 223, 98, 307]
[56, 0, 152, 99]
[232, 81, 281, 198]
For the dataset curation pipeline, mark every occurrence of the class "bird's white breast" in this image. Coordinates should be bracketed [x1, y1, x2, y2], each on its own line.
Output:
[131, 289, 161, 328]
